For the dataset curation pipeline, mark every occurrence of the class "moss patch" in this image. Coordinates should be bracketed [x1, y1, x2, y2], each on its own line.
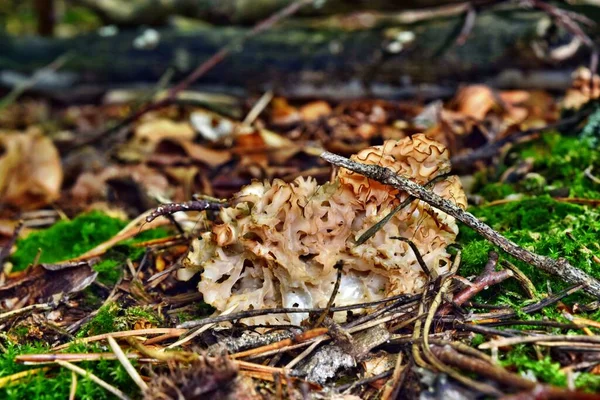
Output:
[11, 212, 126, 271]
[10, 211, 170, 284]
[0, 343, 136, 400]
[459, 196, 600, 297]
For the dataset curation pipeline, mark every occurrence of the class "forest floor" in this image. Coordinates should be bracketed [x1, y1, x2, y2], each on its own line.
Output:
[0, 74, 600, 399]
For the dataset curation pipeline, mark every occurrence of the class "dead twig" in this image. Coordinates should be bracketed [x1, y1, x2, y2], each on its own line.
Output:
[356, 173, 451, 246]
[430, 344, 535, 391]
[450, 111, 590, 168]
[145, 198, 229, 223]
[107, 336, 148, 392]
[313, 261, 343, 328]
[464, 283, 584, 322]
[479, 334, 600, 350]
[178, 293, 420, 329]
[439, 251, 513, 315]
[320, 151, 600, 297]
[391, 237, 431, 276]
[230, 328, 328, 360]
[0, 303, 53, 323]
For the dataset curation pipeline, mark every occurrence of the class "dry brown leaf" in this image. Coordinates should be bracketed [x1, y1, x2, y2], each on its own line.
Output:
[270, 97, 300, 126]
[118, 118, 195, 161]
[0, 129, 62, 210]
[299, 100, 332, 122]
[454, 85, 497, 120]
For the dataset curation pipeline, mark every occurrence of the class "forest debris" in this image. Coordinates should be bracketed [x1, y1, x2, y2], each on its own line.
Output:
[181, 134, 467, 325]
[321, 150, 600, 297]
[143, 355, 243, 400]
[295, 344, 356, 385]
[439, 251, 513, 316]
[0, 129, 62, 209]
[0, 263, 97, 306]
[56, 360, 131, 400]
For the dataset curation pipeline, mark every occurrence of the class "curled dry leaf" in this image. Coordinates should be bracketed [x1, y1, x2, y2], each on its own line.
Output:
[0, 129, 63, 210]
[118, 118, 231, 167]
[0, 263, 97, 308]
[562, 67, 600, 110]
[180, 134, 467, 325]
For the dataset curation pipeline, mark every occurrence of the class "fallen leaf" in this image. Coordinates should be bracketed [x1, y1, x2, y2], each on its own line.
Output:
[0, 128, 63, 210]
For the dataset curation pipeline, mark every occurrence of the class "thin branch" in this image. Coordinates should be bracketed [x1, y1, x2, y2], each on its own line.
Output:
[320, 151, 600, 297]
[439, 251, 513, 315]
[356, 173, 451, 246]
[430, 344, 536, 391]
[314, 261, 343, 327]
[107, 336, 148, 391]
[178, 293, 420, 329]
[479, 334, 600, 350]
[145, 199, 229, 223]
[391, 237, 430, 276]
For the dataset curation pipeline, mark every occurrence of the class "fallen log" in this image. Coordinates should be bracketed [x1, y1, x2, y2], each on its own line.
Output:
[0, 9, 593, 98]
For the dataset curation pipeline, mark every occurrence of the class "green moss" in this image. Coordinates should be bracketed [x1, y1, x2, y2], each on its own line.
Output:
[0, 342, 136, 400]
[78, 303, 165, 337]
[77, 303, 119, 337]
[11, 212, 126, 271]
[501, 348, 567, 387]
[114, 306, 163, 331]
[459, 196, 600, 295]
[474, 133, 600, 202]
[10, 211, 170, 284]
[499, 346, 600, 392]
[478, 182, 516, 201]
[576, 373, 600, 393]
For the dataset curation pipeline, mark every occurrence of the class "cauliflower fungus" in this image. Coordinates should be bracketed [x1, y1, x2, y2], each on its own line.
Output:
[180, 134, 467, 325]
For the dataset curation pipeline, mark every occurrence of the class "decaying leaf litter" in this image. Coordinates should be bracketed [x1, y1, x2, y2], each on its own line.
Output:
[2, 3, 600, 400]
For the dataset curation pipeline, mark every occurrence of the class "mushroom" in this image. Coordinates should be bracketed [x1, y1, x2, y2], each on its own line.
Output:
[180, 134, 467, 325]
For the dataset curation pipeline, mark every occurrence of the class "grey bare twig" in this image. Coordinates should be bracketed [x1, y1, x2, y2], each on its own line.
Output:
[320, 151, 600, 298]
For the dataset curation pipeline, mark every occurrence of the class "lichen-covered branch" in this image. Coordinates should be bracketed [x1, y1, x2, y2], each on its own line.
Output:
[320, 151, 600, 298]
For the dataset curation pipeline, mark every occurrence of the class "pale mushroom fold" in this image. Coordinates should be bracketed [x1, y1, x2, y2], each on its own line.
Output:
[180, 134, 467, 325]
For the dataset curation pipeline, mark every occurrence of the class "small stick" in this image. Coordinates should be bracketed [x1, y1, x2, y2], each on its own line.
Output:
[178, 293, 419, 329]
[356, 173, 451, 246]
[314, 261, 343, 327]
[430, 344, 535, 391]
[0, 368, 50, 388]
[479, 334, 600, 350]
[52, 328, 187, 351]
[421, 255, 500, 395]
[166, 304, 237, 349]
[391, 237, 430, 276]
[145, 199, 229, 223]
[439, 251, 513, 315]
[0, 303, 52, 322]
[69, 371, 77, 400]
[56, 360, 131, 400]
[16, 353, 141, 364]
[320, 151, 600, 297]
[466, 283, 583, 322]
[107, 336, 148, 391]
[502, 260, 537, 299]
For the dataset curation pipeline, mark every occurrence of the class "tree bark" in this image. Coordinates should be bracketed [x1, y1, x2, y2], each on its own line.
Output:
[0, 9, 592, 97]
[71, 0, 467, 26]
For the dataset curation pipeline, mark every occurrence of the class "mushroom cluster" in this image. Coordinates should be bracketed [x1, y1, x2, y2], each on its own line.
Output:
[180, 134, 467, 325]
